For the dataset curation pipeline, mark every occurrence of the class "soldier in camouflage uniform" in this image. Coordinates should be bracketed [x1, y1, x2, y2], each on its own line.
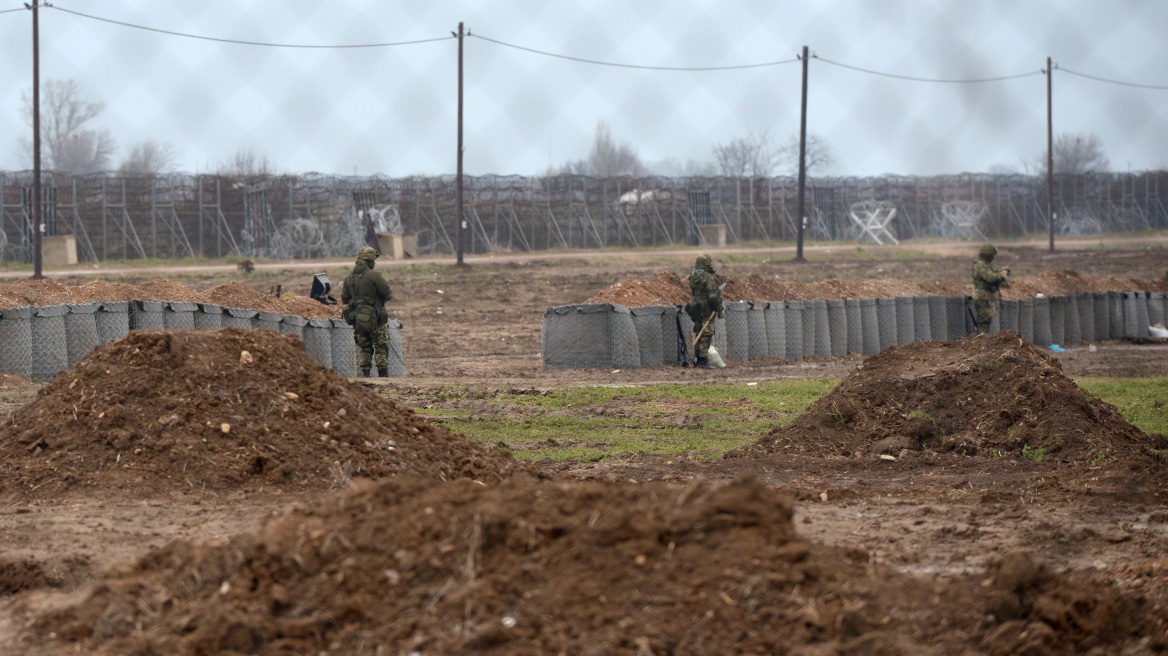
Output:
[687, 253, 724, 368]
[971, 243, 1010, 334]
[342, 246, 394, 376]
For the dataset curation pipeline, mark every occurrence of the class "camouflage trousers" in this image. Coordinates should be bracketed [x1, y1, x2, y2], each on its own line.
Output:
[354, 323, 390, 369]
[972, 296, 998, 334]
[692, 313, 717, 358]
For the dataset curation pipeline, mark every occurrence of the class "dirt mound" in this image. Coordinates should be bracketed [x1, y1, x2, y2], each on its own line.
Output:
[732, 331, 1166, 463]
[0, 329, 525, 498]
[0, 278, 341, 319]
[585, 268, 1168, 306]
[584, 271, 690, 305]
[20, 474, 1160, 655]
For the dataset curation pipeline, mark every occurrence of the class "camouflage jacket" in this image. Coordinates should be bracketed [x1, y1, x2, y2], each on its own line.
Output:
[971, 258, 1008, 299]
[342, 259, 393, 319]
[688, 264, 723, 316]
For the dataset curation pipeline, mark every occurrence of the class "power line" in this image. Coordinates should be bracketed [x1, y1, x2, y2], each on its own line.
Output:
[0, 5, 28, 14]
[1057, 65, 1168, 90]
[47, 5, 454, 49]
[814, 54, 1043, 84]
[471, 32, 799, 71]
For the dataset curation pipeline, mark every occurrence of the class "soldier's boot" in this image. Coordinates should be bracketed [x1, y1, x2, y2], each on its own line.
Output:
[360, 368, 372, 377]
[378, 367, 389, 378]
[696, 356, 711, 369]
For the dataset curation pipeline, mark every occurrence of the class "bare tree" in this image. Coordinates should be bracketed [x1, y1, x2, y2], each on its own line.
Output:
[780, 133, 836, 176]
[119, 140, 182, 174]
[586, 120, 646, 177]
[712, 129, 779, 177]
[20, 78, 116, 173]
[1029, 132, 1110, 176]
[218, 146, 276, 178]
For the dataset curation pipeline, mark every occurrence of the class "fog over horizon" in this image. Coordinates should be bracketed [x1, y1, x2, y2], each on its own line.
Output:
[1, 0, 1166, 178]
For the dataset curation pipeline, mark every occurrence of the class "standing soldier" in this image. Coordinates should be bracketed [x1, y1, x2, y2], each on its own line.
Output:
[342, 246, 394, 377]
[686, 253, 724, 368]
[971, 243, 1010, 334]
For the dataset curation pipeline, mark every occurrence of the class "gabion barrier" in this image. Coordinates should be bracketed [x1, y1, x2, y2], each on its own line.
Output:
[541, 304, 640, 369]
[876, 298, 898, 351]
[999, 300, 1019, 334]
[630, 306, 666, 367]
[860, 298, 880, 355]
[806, 300, 831, 358]
[224, 307, 257, 330]
[1126, 291, 1150, 338]
[130, 300, 166, 331]
[764, 302, 786, 358]
[96, 301, 130, 344]
[895, 296, 915, 346]
[928, 296, 948, 341]
[255, 311, 283, 333]
[1107, 292, 1124, 340]
[329, 319, 360, 378]
[946, 298, 968, 341]
[784, 301, 804, 360]
[303, 318, 333, 368]
[0, 306, 33, 379]
[1049, 296, 1066, 345]
[827, 300, 847, 358]
[723, 301, 751, 362]
[279, 314, 307, 340]
[845, 299, 862, 354]
[1149, 292, 1166, 327]
[912, 297, 931, 342]
[1018, 298, 1035, 343]
[1077, 292, 1095, 343]
[1093, 292, 1110, 341]
[194, 303, 223, 330]
[662, 306, 686, 365]
[746, 302, 768, 360]
[31, 304, 69, 382]
[385, 319, 407, 377]
[1064, 295, 1081, 345]
[1032, 296, 1053, 346]
[164, 301, 198, 330]
[65, 303, 100, 367]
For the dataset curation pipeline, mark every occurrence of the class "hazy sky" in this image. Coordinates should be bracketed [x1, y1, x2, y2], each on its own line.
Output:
[1, 1, 1166, 177]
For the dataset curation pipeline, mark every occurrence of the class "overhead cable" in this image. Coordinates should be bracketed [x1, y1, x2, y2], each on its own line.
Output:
[471, 33, 799, 71]
[48, 5, 453, 48]
[1057, 65, 1168, 90]
[814, 54, 1043, 84]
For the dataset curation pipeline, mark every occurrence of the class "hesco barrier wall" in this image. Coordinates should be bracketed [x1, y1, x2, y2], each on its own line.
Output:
[540, 292, 1164, 369]
[0, 301, 403, 380]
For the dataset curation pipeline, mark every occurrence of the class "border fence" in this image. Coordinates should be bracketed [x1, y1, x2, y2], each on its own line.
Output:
[2, 170, 1166, 263]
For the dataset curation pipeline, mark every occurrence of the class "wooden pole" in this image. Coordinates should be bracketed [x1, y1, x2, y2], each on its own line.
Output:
[795, 45, 808, 262]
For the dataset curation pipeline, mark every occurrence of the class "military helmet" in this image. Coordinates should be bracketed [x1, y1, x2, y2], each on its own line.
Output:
[357, 246, 379, 261]
[695, 253, 713, 268]
[978, 243, 997, 259]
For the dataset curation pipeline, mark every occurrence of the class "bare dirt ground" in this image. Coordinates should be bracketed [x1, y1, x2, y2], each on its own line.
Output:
[1, 237, 1167, 653]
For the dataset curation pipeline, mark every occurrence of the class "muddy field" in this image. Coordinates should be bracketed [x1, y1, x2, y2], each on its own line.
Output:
[1, 238, 1168, 654]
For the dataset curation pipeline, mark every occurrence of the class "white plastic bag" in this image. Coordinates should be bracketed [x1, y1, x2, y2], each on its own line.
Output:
[707, 345, 727, 368]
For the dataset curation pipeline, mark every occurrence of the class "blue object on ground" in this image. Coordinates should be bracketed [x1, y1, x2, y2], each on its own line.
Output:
[1048, 344, 1069, 353]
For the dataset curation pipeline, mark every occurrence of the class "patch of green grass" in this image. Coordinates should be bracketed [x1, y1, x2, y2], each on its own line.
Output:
[1077, 377, 1168, 438]
[1021, 444, 1047, 463]
[407, 379, 837, 462]
[906, 409, 932, 420]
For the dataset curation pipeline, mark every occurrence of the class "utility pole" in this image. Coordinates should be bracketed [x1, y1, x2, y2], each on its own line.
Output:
[1046, 56, 1054, 253]
[30, 1, 43, 278]
[455, 22, 465, 266]
[794, 45, 808, 262]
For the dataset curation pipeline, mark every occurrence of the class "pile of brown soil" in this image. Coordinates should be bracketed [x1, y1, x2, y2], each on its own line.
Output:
[0, 329, 525, 498]
[731, 331, 1166, 463]
[0, 278, 341, 319]
[21, 475, 1161, 655]
[584, 271, 690, 306]
[585, 269, 1167, 306]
